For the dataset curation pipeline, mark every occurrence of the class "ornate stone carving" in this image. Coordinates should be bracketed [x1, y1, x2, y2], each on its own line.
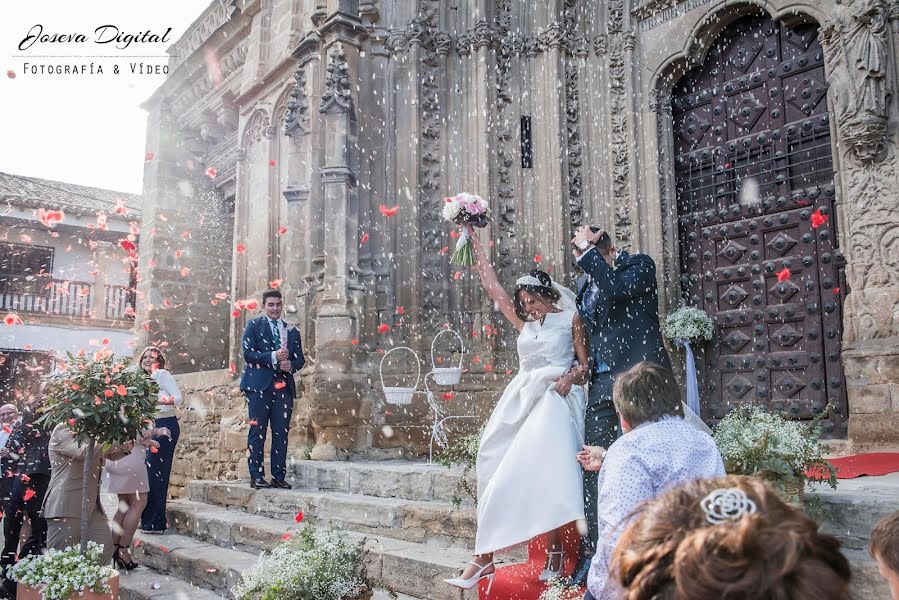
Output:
[472, 20, 497, 49]
[385, 27, 408, 54]
[283, 63, 309, 136]
[821, 0, 892, 163]
[170, 0, 237, 71]
[495, 0, 517, 277]
[320, 44, 352, 114]
[608, 0, 626, 33]
[564, 0, 585, 230]
[434, 32, 453, 55]
[594, 34, 609, 55]
[456, 32, 474, 56]
[609, 34, 633, 244]
[406, 17, 430, 48]
[538, 21, 568, 50]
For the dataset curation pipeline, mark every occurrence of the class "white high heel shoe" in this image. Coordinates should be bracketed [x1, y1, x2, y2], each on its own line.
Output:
[444, 561, 496, 594]
[538, 550, 565, 581]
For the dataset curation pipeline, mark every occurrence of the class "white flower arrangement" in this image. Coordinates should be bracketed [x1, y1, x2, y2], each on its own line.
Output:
[10, 542, 116, 600]
[233, 526, 389, 600]
[538, 577, 583, 600]
[664, 306, 714, 344]
[713, 405, 837, 502]
[442, 192, 490, 266]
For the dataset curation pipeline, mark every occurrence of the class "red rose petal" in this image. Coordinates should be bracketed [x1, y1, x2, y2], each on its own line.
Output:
[811, 209, 828, 229]
[534, 255, 542, 263]
[833, 288, 840, 295]
[294, 511, 304, 523]
[236, 243, 246, 254]
[274, 381, 287, 390]
[269, 160, 276, 167]
[281, 533, 292, 541]
[278, 226, 288, 235]
[116, 384, 127, 396]
[145, 152, 156, 161]
[360, 232, 369, 244]
[245, 299, 258, 310]
[205, 167, 217, 179]
[232, 309, 241, 318]
[442, 392, 455, 400]
[4, 314, 23, 326]
[23, 489, 35, 502]
[351, 339, 359, 346]
[150, 446, 159, 454]
[776, 267, 791, 283]
[104, 389, 114, 398]
[6, 70, 15, 79]
[378, 204, 399, 217]
[269, 279, 283, 289]
[378, 323, 390, 334]
[248, 420, 258, 426]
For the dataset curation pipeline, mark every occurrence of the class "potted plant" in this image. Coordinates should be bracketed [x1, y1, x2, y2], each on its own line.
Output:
[712, 405, 838, 503]
[16, 350, 159, 598]
[11, 543, 119, 600]
[663, 306, 715, 417]
[233, 525, 392, 600]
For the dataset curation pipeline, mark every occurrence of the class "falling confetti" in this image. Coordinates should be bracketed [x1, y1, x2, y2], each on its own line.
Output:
[145, 152, 156, 161]
[379, 204, 399, 217]
[377, 324, 389, 334]
[776, 268, 791, 282]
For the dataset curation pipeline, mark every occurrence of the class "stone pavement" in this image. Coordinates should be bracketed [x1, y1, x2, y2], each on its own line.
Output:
[102, 461, 895, 599]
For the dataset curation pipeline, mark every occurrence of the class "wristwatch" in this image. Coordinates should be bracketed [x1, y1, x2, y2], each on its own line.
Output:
[577, 239, 591, 251]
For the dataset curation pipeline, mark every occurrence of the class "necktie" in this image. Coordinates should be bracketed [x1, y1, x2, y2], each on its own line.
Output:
[271, 319, 281, 348]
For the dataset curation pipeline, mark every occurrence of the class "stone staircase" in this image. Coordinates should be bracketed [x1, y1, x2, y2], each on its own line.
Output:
[112, 460, 485, 600]
[108, 460, 895, 600]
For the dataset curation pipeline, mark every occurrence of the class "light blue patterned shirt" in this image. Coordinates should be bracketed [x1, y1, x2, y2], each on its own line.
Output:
[586, 417, 726, 599]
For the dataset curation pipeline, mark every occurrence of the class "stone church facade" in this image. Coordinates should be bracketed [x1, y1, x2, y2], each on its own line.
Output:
[138, 0, 899, 467]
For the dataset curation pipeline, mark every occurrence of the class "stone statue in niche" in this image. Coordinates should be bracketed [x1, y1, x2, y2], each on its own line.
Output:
[822, 0, 892, 162]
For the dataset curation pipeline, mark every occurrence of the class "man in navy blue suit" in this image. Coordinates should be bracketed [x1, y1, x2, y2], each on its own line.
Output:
[240, 289, 305, 489]
[570, 225, 671, 585]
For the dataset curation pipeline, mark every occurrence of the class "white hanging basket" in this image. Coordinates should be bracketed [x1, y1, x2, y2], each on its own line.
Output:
[379, 346, 421, 405]
[430, 329, 464, 385]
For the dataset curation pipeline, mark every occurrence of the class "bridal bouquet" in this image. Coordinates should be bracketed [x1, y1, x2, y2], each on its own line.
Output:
[442, 192, 489, 266]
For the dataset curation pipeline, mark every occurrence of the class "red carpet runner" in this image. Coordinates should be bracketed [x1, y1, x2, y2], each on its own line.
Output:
[822, 453, 899, 479]
[479, 523, 586, 599]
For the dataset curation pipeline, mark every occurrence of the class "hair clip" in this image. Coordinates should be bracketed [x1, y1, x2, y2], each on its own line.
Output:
[701, 487, 757, 525]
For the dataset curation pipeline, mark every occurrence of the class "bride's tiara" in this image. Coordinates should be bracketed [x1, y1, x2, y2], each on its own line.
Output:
[515, 274, 548, 287]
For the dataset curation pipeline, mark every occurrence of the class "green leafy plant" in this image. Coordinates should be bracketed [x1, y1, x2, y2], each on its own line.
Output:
[434, 428, 482, 507]
[233, 525, 393, 600]
[713, 405, 837, 503]
[10, 542, 117, 600]
[40, 350, 159, 446]
[663, 306, 714, 344]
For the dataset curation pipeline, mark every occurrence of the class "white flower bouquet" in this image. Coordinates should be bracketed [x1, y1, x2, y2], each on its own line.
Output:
[442, 192, 489, 266]
[663, 306, 714, 344]
[10, 542, 117, 600]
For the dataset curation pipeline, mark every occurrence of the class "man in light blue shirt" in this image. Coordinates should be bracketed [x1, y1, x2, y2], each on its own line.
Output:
[577, 361, 725, 600]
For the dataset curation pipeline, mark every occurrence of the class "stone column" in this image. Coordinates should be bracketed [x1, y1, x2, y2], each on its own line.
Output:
[820, 0, 899, 447]
[306, 31, 370, 459]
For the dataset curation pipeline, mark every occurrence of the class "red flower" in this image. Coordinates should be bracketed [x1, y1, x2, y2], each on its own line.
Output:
[236, 243, 246, 254]
[294, 511, 304, 523]
[119, 239, 136, 252]
[205, 167, 217, 179]
[104, 389, 114, 398]
[145, 152, 156, 161]
[811, 209, 828, 229]
[378, 323, 390, 334]
[379, 204, 399, 217]
[833, 287, 840, 295]
[67, 418, 76, 427]
[116, 384, 127, 396]
[776, 268, 791, 283]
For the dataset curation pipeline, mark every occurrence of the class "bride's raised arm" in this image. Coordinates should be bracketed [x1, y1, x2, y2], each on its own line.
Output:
[467, 225, 525, 331]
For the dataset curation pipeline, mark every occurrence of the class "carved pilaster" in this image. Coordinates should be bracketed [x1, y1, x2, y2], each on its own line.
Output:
[538, 21, 568, 51]
[564, 0, 585, 231]
[608, 34, 633, 244]
[320, 44, 353, 114]
[283, 63, 310, 136]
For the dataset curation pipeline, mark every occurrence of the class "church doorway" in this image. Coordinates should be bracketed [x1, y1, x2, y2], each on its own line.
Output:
[671, 13, 848, 436]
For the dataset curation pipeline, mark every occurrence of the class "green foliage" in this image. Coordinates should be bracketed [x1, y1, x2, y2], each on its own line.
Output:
[10, 542, 117, 600]
[713, 405, 838, 503]
[233, 525, 394, 600]
[39, 351, 159, 447]
[434, 428, 482, 507]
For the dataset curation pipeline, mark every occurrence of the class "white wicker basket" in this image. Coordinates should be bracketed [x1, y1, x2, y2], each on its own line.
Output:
[379, 346, 421, 405]
[430, 329, 464, 386]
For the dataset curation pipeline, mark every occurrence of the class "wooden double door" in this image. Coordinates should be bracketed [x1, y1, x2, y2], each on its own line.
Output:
[671, 13, 847, 436]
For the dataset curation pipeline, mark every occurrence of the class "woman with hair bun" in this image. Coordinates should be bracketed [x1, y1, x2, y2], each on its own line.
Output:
[611, 475, 852, 600]
[445, 225, 590, 591]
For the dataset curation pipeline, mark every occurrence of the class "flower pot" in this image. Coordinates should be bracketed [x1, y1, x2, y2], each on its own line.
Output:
[17, 572, 119, 600]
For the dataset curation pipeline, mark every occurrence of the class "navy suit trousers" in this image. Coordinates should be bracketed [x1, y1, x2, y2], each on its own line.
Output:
[246, 382, 294, 481]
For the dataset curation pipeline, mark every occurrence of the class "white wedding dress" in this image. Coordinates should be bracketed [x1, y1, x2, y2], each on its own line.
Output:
[474, 306, 587, 554]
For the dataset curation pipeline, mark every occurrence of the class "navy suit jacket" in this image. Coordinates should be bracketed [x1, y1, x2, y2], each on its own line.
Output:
[239, 316, 305, 397]
[576, 249, 671, 378]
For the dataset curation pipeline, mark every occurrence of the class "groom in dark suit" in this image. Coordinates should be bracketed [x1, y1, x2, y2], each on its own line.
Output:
[240, 289, 305, 489]
[570, 225, 671, 583]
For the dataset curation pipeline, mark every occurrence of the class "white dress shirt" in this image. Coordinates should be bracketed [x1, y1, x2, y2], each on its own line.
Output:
[586, 416, 726, 599]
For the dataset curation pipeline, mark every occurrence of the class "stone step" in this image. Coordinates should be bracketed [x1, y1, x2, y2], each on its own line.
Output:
[131, 504, 486, 600]
[843, 549, 893, 600]
[184, 480, 476, 548]
[289, 459, 475, 505]
[810, 472, 899, 549]
[118, 566, 418, 600]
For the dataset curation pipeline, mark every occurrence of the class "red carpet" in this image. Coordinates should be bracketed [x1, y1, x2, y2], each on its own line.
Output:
[818, 453, 899, 479]
[479, 523, 586, 599]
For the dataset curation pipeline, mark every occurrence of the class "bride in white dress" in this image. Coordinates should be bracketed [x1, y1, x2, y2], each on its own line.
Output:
[445, 225, 589, 592]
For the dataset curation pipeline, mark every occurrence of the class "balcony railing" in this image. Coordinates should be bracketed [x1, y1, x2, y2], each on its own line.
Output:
[0, 279, 135, 321]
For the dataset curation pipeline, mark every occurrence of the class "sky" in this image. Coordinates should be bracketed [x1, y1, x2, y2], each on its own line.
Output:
[0, 1, 212, 194]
